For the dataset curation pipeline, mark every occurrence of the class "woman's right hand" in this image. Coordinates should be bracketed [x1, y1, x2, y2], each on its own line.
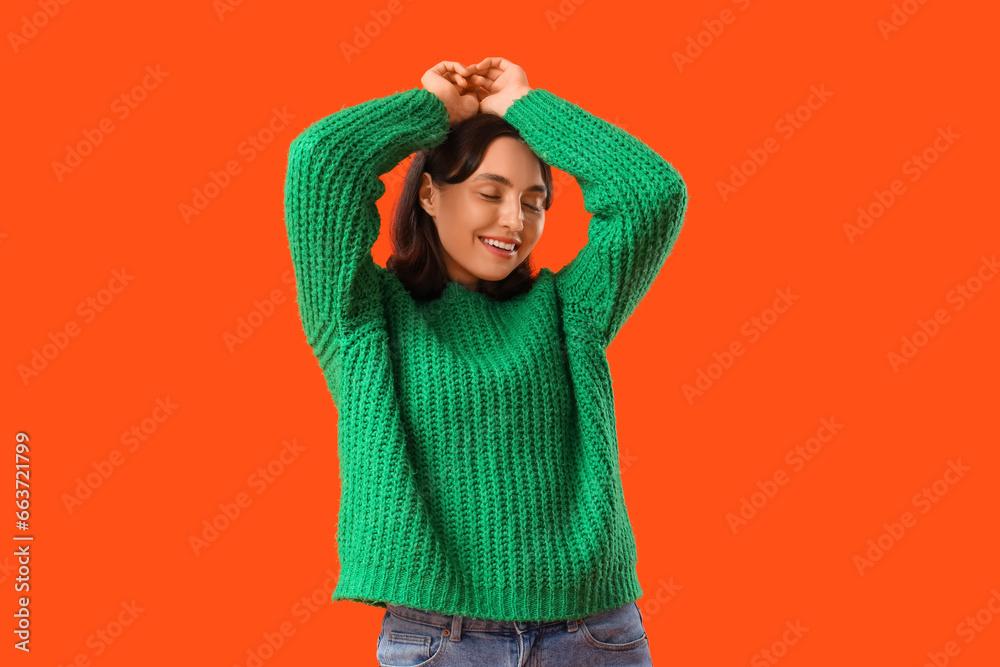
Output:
[421, 61, 481, 127]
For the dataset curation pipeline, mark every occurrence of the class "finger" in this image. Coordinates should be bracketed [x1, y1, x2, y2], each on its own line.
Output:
[474, 57, 511, 74]
[467, 66, 497, 86]
[471, 62, 504, 84]
[464, 73, 493, 90]
[442, 70, 470, 90]
[434, 60, 471, 77]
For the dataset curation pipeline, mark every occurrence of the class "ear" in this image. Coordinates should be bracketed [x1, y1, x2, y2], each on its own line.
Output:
[417, 171, 437, 218]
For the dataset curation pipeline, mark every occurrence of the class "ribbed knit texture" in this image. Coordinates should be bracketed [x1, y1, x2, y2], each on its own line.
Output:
[283, 86, 688, 622]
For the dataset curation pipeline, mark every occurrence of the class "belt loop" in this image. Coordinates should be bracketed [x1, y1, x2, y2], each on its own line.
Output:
[566, 618, 579, 633]
[450, 614, 463, 642]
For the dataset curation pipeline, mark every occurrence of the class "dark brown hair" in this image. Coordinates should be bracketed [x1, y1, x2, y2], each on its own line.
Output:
[386, 113, 553, 302]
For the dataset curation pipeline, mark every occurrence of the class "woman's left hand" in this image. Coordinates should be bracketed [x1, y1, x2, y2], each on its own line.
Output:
[461, 57, 533, 117]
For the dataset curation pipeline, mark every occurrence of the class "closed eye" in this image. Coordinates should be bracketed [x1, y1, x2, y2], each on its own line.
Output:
[480, 193, 541, 212]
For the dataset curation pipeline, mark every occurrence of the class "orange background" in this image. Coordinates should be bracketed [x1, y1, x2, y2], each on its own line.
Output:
[5, 0, 999, 665]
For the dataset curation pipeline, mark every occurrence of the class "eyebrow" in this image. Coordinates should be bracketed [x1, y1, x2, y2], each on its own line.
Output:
[473, 173, 547, 195]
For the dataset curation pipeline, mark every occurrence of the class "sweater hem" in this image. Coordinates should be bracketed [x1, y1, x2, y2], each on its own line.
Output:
[331, 563, 644, 622]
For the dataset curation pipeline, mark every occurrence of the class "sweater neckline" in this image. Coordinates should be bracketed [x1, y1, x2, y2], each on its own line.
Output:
[411, 279, 489, 309]
[438, 280, 491, 306]
[409, 271, 553, 308]
[439, 270, 553, 304]
[445, 280, 481, 295]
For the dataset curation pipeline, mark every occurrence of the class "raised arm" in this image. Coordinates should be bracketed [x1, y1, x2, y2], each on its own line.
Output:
[469, 58, 688, 347]
[283, 86, 451, 356]
[508, 92, 687, 347]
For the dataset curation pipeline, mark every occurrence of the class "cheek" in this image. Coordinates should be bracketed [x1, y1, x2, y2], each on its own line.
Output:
[447, 196, 488, 227]
[436, 213, 481, 252]
[525, 223, 543, 245]
[436, 199, 473, 236]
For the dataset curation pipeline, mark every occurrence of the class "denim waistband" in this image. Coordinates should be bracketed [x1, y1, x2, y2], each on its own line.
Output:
[386, 603, 578, 636]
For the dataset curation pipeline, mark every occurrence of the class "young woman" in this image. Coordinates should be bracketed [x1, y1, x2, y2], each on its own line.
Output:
[284, 57, 688, 666]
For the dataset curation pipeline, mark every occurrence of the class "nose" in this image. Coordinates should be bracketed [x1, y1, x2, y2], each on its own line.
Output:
[499, 202, 525, 232]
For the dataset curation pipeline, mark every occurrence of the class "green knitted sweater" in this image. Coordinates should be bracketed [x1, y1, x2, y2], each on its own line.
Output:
[283, 85, 688, 622]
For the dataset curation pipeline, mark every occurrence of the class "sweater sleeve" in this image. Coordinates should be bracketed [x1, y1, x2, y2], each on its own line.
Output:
[502, 89, 689, 348]
[283, 87, 451, 356]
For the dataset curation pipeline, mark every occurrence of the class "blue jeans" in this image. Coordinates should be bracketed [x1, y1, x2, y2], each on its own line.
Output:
[376, 600, 653, 666]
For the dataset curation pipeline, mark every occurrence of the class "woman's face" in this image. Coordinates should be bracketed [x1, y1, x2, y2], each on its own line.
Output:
[419, 137, 546, 291]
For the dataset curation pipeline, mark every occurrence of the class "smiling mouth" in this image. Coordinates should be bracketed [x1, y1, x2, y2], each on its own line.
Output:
[478, 236, 519, 255]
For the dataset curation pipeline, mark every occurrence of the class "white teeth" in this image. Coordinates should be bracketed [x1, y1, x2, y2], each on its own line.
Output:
[482, 237, 516, 251]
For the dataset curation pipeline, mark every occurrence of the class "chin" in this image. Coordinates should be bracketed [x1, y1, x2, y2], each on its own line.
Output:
[476, 269, 513, 283]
